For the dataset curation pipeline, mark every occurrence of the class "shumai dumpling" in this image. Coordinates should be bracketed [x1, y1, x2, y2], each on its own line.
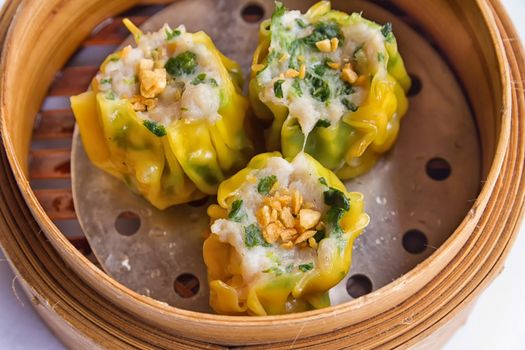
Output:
[204, 152, 369, 315]
[249, 1, 410, 178]
[71, 20, 252, 209]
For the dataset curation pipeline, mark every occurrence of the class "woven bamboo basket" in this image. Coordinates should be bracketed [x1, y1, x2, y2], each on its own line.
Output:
[0, 0, 524, 348]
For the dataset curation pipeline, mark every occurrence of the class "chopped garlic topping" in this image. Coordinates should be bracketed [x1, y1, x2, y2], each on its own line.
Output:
[95, 23, 223, 127]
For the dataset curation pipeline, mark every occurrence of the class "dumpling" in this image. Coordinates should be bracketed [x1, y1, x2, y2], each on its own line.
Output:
[249, 1, 410, 178]
[203, 152, 369, 315]
[71, 20, 252, 209]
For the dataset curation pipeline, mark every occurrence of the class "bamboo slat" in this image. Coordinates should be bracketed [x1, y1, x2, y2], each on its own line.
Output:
[30, 149, 71, 179]
[33, 189, 76, 220]
[33, 110, 75, 140]
[48, 67, 98, 96]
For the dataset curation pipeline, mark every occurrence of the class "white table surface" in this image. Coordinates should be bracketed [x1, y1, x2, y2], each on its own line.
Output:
[1, 1, 525, 349]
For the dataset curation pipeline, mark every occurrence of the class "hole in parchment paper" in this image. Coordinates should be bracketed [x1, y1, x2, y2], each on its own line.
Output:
[407, 73, 422, 96]
[426, 157, 451, 181]
[241, 3, 265, 23]
[346, 274, 373, 298]
[402, 229, 428, 254]
[174, 273, 200, 298]
[115, 211, 141, 236]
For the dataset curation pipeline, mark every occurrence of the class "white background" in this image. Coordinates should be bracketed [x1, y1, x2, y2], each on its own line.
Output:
[1, 1, 524, 349]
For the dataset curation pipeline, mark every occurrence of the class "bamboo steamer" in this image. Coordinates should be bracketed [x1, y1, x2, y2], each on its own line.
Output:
[0, 0, 523, 348]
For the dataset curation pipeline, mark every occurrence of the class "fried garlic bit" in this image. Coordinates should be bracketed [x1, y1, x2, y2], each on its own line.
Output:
[285, 68, 300, 78]
[342, 63, 358, 84]
[315, 39, 332, 53]
[129, 95, 158, 112]
[314, 38, 339, 53]
[139, 58, 167, 99]
[256, 188, 323, 249]
[129, 58, 167, 111]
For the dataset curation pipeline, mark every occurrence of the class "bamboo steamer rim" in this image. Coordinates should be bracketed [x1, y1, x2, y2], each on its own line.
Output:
[5, 2, 506, 327]
[0, 0, 523, 347]
[0, 0, 511, 328]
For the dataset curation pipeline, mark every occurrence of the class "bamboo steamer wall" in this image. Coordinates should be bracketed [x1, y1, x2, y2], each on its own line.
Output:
[0, 0, 523, 348]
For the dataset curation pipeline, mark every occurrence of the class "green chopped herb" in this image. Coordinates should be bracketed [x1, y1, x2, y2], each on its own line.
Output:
[315, 119, 331, 128]
[272, 1, 286, 19]
[302, 22, 344, 48]
[287, 23, 342, 69]
[165, 51, 198, 77]
[306, 73, 330, 102]
[165, 28, 181, 40]
[273, 80, 285, 98]
[325, 207, 345, 236]
[191, 73, 207, 85]
[292, 79, 303, 97]
[381, 22, 393, 38]
[299, 263, 314, 272]
[285, 264, 294, 273]
[323, 187, 350, 211]
[109, 55, 119, 62]
[245, 224, 271, 248]
[377, 52, 385, 62]
[353, 44, 364, 59]
[295, 18, 308, 28]
[320, 186, 351, 238]
[209, 78, 219, 87]
[287, 40, 301, 70]
[342, 98, 359, 112]
[314, 63, 327, 76]
[257, 175, 278, 195]
[143, 120, 167, 137]
[339, 82, 355, 96]
[100, 78, 112, 84]
[313, 229, 326, 243]
[228, 199, 244, 222]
